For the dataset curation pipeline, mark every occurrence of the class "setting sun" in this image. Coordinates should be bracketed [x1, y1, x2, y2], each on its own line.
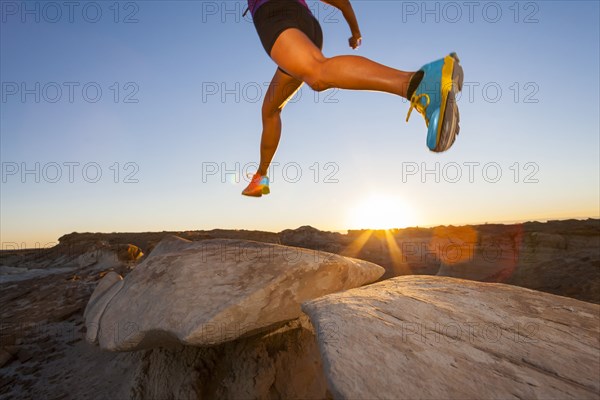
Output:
[347, 194, 418, 230]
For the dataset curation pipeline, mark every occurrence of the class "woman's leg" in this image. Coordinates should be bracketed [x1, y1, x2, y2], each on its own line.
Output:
[270, 28, 415, 98]
[258, 67, 304, 176]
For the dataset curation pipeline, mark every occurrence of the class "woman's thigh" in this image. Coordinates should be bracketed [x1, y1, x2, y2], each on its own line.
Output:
[270, 28, 326, 84]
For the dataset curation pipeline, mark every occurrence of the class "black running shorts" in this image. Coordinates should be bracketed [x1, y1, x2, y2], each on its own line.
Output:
[252, 0, 323, 75]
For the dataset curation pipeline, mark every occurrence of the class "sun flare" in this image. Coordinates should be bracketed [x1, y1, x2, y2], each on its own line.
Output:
[347, 194, 418, 230]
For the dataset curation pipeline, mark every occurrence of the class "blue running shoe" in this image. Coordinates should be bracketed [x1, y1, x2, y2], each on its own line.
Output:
[406, 53, 464, 153]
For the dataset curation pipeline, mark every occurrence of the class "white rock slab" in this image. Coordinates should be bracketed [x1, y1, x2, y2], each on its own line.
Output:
[302, 275, 600, 400]
[87, 235, 384, 351]
[83, 271, 124, 344]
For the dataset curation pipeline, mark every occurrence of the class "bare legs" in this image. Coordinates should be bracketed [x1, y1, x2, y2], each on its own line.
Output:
[257, 68, 303, 176]
[257, 28, 416, 176]
[270, 28, 415, 96]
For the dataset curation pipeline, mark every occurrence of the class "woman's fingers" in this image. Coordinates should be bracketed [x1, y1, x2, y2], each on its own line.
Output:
[349, 36, 362, 49]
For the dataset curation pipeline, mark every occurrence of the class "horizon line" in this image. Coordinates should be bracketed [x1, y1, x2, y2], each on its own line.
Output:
[3, 215, 598, 251]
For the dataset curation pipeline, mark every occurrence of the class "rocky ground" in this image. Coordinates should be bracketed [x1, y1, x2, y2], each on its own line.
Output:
[0, 219, 598, 399]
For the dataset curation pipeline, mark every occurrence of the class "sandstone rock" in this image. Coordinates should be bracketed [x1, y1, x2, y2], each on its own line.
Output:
[0, 240, 130, 284]
[88, 236, 384, 351]
[3, 345, 19, 355]
[57, 230, 280, 257]
[436, 249, 518, 282]
[83, 272, 124, 344]
[0, 348, 14, 368]
[0, 334, 16, 347]
[17, 348, 33, 363]
[390, 239, 441, 276]
[279, 225, 346, 254]
[529, 232, 567, 249]
[129, 316, 329, 400]
[302, 276, 600, 400]
[76, 247, 126, 271]
[0, 266, 78, 284]
[114, 244, 143, 262]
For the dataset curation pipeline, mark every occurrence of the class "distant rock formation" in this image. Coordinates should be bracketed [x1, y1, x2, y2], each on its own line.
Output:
[11, 219, 595, 302]
[281, 219, 600, 303]
[56, 229, 280, 256]
[280, 225, 346, 254]
[85, 236, 384, 351]
[0, 239, 141, 284]
[302, 275, 600, 400]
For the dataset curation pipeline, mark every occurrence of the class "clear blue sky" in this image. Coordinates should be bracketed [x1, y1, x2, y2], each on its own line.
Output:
[1, 0, 599, 246]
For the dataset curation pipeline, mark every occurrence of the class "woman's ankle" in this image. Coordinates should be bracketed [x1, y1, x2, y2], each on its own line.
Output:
[406, 71, 424, 99]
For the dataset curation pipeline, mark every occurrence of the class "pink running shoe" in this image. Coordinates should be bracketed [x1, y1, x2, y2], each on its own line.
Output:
[242, 173, 270, 197]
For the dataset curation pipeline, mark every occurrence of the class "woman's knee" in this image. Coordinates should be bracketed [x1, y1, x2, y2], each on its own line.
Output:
[302, 58, 331, 92]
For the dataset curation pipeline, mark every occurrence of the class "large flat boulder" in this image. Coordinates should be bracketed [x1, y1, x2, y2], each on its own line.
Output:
[302, 276, 600, 400]
[85, 236, 384, 351]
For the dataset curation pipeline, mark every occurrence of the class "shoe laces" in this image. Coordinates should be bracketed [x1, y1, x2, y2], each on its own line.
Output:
[406, 93, 431, 126]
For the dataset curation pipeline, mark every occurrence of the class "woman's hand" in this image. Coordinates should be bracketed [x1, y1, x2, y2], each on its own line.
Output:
[321, 0, 362, 49]
[349, 33, 362, 50]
